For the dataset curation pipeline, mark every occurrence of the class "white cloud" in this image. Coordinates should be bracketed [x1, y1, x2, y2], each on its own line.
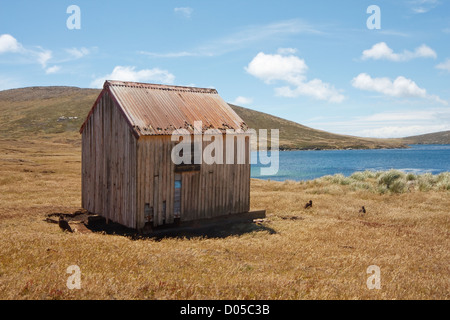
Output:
[409, 0, 440, 13]
[415, 44, 437, 58]
[0, 34, 54, 71]
[275, 80, 346, 103]
[174, 7, 193, 19]
[246, 52, 307, 84]
[363, 110, 437, 122]
[356, 109, 450, 137]
[246, 51, 345, 103]
[232, 96, 253, 105]
[45, 66, 61, 74]
[139, 51, 202, 58]
[358, 125, 449, 138]
[204, 19, 320, 54]
[352, 73, 425, 97]
[361, 42, 437, 61]
[412, 7, 428, 13]
[90, 66, 175, 88]
[351, 73, 447, 105]
[36, 49, 52, 68]
[65, 47, 90, 59]
[307, 108, 450, 138]
[0, 34, 22, 53]
[277, 48, 298, 55]
[140, 19, 320, 58]
[436, 59, 450, 72]
[0, 34, 96, 75]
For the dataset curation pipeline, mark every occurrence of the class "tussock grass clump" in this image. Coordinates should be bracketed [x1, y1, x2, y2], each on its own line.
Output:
[377, 170, 407, 194]
[349, 181, 373, 191]
[415, 172, 450, 191]
[319, 169, 450, 194]
[319, 171, 378, 192]
[435, 172, 450, 190]
[320, 174, 351, 185]
[350, 170, 379, 181]
[377, 170, 405, 186]
[418, 173, 435, 191]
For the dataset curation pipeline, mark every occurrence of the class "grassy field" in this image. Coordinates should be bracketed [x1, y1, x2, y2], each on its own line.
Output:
[0, 136, 448, 300]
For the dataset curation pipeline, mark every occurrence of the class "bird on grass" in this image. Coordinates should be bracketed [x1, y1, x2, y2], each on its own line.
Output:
[59, 215, 73, 233]
[359, 206, 366, 215]
[304, 200, 313, 209]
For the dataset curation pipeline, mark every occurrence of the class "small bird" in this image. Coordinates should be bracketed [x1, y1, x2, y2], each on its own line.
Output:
[359, 206, 366, 215]
[304, 200, 313, 209]
[59, 216, 73, 233]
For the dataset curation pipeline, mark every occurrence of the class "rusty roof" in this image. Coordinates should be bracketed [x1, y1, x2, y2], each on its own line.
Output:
[80, 80, 248, 137]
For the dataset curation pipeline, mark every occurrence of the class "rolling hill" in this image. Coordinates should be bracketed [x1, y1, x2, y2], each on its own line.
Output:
[229, 104, 406, 150]
[0, 86, 99, 138]
[402, 130, 450, 145]
[0, 86, 445, 149]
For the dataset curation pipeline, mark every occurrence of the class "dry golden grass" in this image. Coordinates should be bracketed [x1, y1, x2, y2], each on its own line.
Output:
[0, 136, 449, 300]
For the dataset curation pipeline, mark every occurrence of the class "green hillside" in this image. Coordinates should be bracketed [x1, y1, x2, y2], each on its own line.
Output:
[402, 130, 450, 145]
[229, 104, 406, 150]
[0, 86, 100, 138]
[0, 86, 412, 149]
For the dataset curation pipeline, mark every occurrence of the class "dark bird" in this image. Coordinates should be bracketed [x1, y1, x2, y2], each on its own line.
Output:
[58, 216, 73, 233]
[359, 206, 366, 215]
[304, 200, 313, 209]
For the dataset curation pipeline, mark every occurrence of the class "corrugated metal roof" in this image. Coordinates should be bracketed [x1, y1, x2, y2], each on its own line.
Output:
[80, 80, 249, 137]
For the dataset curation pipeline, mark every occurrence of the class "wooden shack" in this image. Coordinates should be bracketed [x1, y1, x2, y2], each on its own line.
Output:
[80, 80, 258, 230]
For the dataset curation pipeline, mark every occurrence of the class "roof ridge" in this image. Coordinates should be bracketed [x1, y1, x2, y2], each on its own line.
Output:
[105, 80, 218, 94]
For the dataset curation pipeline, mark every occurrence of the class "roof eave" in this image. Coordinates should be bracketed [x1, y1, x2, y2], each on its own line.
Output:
[79, 83, 140, 139]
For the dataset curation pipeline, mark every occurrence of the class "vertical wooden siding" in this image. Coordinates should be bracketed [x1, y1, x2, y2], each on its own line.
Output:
[81, 91, 137, 228]
[135, 134, 250, 229]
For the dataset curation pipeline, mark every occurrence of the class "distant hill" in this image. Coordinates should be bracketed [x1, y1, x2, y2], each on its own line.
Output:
[0, 86, 99, 138]
[229, 104, 406, 150]
[402, 130, 450, 145]
[0, 86, 407, 149]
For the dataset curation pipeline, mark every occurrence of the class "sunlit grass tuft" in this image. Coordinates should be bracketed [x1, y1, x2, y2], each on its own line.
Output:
[317, 169, 450, 194]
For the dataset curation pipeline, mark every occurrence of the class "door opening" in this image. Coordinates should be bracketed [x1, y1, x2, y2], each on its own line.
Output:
[174, 174, 182, 225]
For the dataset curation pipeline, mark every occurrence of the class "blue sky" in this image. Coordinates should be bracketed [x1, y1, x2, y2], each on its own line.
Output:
[1, 0, 449, 138]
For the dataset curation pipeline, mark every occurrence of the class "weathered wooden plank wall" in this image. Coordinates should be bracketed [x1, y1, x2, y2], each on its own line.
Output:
[135, 134, 250, 229]
[81, 91, 137, 228]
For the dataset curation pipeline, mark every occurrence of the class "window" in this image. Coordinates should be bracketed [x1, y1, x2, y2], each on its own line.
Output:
[175, 142, 201, 172]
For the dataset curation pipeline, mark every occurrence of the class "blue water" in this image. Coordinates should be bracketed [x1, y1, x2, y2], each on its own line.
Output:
[251, 144, 450, 181]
